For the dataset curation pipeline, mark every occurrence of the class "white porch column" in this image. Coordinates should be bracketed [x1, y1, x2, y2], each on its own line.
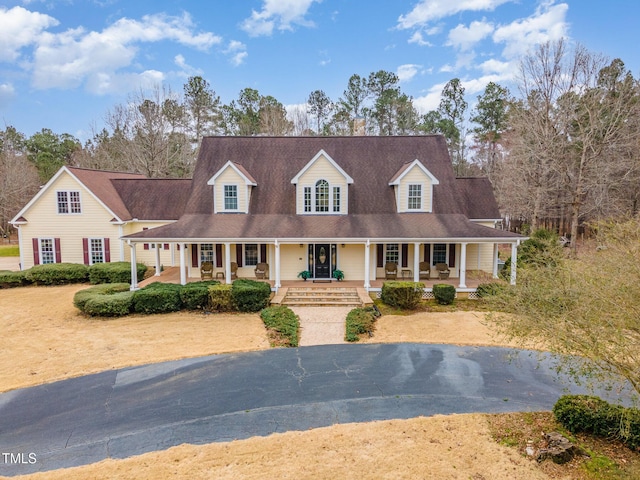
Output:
[129, 242, 139, 291]
[458, 242, 467, 288]
[170, 243, 176, 266]
[224, 242, 231, 284]
[179, 243, 187, 285]
[119, 225, 125, 262]
[413, 242, 420, 282]
[275, 240, 281, 290]
[492, 243, 499, 279]
[510, 242, 518, 285]
[17, 225, 24, 271]
[154, 244, 161, 276]
[364, 240, 371, 290]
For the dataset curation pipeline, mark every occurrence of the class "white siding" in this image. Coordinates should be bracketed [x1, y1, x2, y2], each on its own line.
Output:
[396, 165, 433, 213]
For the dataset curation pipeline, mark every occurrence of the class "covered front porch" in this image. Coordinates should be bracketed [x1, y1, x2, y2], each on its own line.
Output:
[127, 239, 520, 293]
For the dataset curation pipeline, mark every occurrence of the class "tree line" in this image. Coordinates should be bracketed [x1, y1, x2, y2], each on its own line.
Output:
[1, 39, 639, 243]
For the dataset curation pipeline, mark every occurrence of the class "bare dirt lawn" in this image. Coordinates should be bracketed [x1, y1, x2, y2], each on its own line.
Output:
[0, 285, 635, 479]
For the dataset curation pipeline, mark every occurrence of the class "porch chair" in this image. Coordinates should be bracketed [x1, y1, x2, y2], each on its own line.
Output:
[435, 262, 450, 279]
[419, 262, 431, 280]
[200, 261, 214, 280]
[254, 262, 269, 279]
[384, 262, 398, 280]
[230, 262, 238, 280]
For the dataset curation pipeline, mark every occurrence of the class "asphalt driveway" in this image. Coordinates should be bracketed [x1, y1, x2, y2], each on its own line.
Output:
[0, 343, 633, 476]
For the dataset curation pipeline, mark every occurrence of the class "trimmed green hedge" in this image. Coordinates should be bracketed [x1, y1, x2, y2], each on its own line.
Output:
[89, 262, 147, 284]
[73, 283, 133, 317]
[0, 270, 28, 288]
[553, 395, 640, 450]
[345, 306, 380, 342]
[260, 306, 299, 347]
[433, 283, 456, 305]
[132, 282, 183, 314]
[231, 278, 272, 312]
[209, 283, 233, 311]
[25, 263, 89, 285]
[179, 280, 220, 310]
[380, 281, 424, 309]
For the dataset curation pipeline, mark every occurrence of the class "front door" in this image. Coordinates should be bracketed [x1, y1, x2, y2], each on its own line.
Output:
[314, 244, 330, 278]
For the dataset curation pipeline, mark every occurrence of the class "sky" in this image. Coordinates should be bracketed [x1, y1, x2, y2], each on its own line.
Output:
[0, 0, 638, 142]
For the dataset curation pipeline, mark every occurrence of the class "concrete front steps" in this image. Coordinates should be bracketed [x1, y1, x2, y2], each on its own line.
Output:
[272, 286, 373, 307]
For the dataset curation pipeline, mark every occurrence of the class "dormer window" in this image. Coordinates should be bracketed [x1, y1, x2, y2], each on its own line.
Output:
[57, 191, 81, 214]
[408, 184, 422, 210]
[315, 180, 329, 212]
[224, 185, 238, 210]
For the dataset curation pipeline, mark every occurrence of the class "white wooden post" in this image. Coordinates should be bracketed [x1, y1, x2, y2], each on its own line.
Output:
[275, 241, 281, 290]
[364, 240, 371, 290]
[154, 244, 161, 276]
[118, 225, 125, 262]
[129, 242, 138, 291]
[179, 243, 187, 285]
[492, 243, 499, 279]
[510, 242, 518, 285]
[224, 242, 231, 284]
[413, 242, 420, 282]
[458, 243, 467, 288]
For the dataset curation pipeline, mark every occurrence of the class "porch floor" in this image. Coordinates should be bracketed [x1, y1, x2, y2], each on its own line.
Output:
[139, 267, 489, 291]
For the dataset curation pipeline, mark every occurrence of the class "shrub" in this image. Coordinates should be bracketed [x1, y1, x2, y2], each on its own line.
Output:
[0, 270, 29, 288]
[73, 283, 133, 317]
[433, 283, 456, 305]
[25, 263, 89, 285]
[260, 306, 299, 347]
[89, 262, 147, 284]
[553, 395, 640, 450]
[380, 281, 424, 309]
[345, 306, 379, 342]
[132, 282, 183, 314]
[179, 280, 219, 310]
[231, 278, 272, 312]
[475, 282, 507, 298]
[209, 283, 233, 312]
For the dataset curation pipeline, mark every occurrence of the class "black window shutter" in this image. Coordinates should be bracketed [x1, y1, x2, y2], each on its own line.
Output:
[260, 243, 267, 263]
[424, 244, 430, 264]
[401, 244, 408, 268]
[448, 244, 456, 268]
[191, 244, 198, 267]
[376, 244, 384, 267]
[215, 244, 222, 268]
[236, 244, 243, 267]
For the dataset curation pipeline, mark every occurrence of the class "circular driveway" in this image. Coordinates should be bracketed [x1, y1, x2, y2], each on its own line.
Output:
[0, 343, 632, 476]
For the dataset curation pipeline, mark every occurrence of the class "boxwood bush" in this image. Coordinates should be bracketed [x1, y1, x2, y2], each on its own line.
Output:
[0, 270, 28, 288]
[89, 262, 147, 284]
[231, 278, 272, 312]
[132, 282, 183, 314]
[25, 263, 89, 285]
[553, 395, 640, 450]
[73, 283, 133, 317]
[209, 283, 233, 311]
[260, 305, 299, 347]
[345, 306, 380, 342]
[179, 280, 219, 310]
[433, 283, 456, 305]
[380, 281, 424, 309]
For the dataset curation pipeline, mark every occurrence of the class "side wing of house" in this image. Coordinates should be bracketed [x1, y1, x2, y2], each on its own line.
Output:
[11, 168, 122, 269]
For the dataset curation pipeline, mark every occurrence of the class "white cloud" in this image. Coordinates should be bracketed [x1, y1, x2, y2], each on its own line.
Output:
[408, 31, 432, 47]
[493, 2, 568, 59]
[0, 6, 58, 61]
[446, 20, 494, 51]
[224, 40, 248, 66]
[397, 0, 514, 29]
[241, 0, 320, 37]
[0, 82, 16, 107]
[413, 82, 448, 113]
[84, 70, 165, 96]
[397, 64, 422, 83]
[29, 12, 221, 92]
[174, 54, 203, 77]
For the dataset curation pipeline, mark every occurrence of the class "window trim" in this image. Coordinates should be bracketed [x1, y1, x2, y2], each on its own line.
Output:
[88, 237, 105, 265]
[223, 184, 239, 211]
[39, 237, 56, 264]
[200, 243, 215, 265]
[385, 243, 399, 264]
[243, 243, 260, 267]
[301, 179, 343, 215]
[407, 183, 423, 211]
[432, 243, 448, 265]
[56, 190, 82, 215]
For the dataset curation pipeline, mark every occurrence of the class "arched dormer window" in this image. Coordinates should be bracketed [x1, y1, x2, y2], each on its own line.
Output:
[315, 179, 329, 212]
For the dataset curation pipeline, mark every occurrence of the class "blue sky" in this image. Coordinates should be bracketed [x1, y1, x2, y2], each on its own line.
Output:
[0, 0, 638, 141]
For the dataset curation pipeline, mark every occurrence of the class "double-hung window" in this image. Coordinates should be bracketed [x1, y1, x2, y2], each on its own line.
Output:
[90, 238, 105, 264]
[244, 244, 259, 266]
[304, 187, 312, 212]
[315, 180, 329, 212]
[224, 185, 238, 210]
[385, 244, 399, 264]
[433, 243, 447, 265]
[408, 184, 422, 210]
[200, 243, 214, 264]
[57, 191, 81, 214]
[332, 186, 341, 213]
[40, 238, 55, 264]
